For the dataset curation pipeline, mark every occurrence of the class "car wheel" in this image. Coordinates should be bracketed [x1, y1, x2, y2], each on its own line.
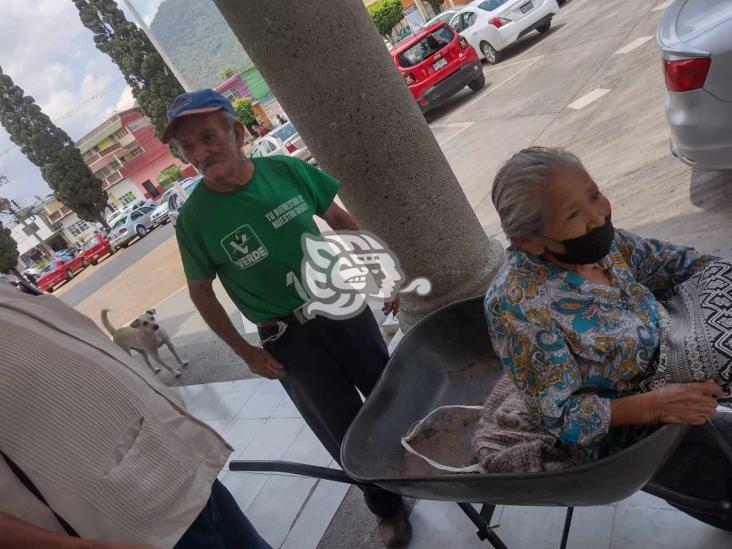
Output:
[537, 20, 551, 34]
[66, 270, 74, 280]
[47, 286, 54, 293]
[91, 260, 98, 265]
[82, 259, 88, 268]
[468, 73, 486, 91]
[136, 225, 147, 238]
[480, 42, 502, 65]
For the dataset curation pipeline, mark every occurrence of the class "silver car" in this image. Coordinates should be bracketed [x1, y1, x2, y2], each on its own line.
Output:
[250, 122, 313, 162]
[108, 205, 156, 249]
[658, 0, 732, 170]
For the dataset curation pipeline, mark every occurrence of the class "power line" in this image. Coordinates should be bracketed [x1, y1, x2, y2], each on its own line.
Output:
[0, 78, 129, 159]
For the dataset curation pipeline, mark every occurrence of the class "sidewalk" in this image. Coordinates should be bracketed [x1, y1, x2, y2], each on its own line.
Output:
[174, 375, 732, 549]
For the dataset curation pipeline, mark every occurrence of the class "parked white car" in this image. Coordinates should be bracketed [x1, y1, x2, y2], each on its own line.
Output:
[426, 8, 460, 27]
[107, 205, 156, 250]
[167, 176, 202, 228]
[249, 122, 314, 162]
[450, 0, 559, 64]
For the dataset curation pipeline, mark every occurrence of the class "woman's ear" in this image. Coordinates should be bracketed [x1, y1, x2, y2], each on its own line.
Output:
[512, 235, 546, 256]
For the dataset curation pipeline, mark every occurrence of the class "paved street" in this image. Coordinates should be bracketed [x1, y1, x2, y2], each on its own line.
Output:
[50, 1, 732, 546]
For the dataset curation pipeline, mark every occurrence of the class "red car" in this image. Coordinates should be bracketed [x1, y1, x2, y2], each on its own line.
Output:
[392, 22, 484, 113]
[37, 254, 86, 293]
[82, 231, 115, 265]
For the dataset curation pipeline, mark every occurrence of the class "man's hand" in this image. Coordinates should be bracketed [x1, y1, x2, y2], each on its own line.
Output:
[651, 380, 723, 425]
[239, 345, 286, 380]
[382, 294, 400, 316]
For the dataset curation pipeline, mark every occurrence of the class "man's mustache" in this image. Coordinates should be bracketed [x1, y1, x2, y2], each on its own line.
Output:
[198, 155, 226, 170]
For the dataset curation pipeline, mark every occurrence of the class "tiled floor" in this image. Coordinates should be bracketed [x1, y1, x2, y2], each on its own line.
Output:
[177, 377, 732, 549]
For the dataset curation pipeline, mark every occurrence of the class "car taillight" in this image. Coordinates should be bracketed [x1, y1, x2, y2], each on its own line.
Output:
[285, 143, 297, 153]
[403, 73, 416, 86]
[458, 36, 469, 49]
[489, 17, 511, 28]
[663, 57, 711, 92]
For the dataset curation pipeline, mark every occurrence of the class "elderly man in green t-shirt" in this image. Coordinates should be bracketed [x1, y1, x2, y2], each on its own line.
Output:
[163, 89, 411, 548]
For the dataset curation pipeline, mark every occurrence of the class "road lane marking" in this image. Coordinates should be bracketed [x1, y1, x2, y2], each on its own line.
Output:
[652, 0, 673, 11]
[445, 55, 544, 123]
[431, 122, 474, 146]
[566, 88, 611, 110]
[614, 36, 653, 55]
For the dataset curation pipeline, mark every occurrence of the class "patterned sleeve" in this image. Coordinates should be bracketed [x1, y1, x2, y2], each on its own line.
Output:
[614, 229, 716, 294]
[484, 296, 611, 445]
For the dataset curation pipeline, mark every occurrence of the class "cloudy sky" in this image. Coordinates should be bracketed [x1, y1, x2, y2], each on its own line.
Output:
[0, 0, 165, 205]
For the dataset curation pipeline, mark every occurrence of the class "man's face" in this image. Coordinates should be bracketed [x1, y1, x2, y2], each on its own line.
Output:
[173, 111, 242, 183]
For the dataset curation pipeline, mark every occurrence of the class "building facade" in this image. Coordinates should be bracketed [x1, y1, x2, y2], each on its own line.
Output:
[76, 107, 196, 215]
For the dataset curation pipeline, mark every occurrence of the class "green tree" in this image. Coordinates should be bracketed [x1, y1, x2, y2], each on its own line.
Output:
[368, 0, 405, 38]
[157, 164, 182, 188]
[232, 97, 256, 126]
[0, 68, 108, 224]
[0, 221, 19, 275]
[72, 0, 184, 141]
[218, 67, 240, 81]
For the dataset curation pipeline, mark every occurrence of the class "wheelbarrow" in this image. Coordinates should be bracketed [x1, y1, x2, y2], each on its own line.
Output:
[230, 296, 732, 548]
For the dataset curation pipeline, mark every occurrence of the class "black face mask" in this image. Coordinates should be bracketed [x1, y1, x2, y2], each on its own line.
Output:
[553, 216, 614, 265]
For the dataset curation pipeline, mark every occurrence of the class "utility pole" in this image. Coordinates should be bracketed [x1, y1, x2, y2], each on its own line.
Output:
[120, 0, 192, 92]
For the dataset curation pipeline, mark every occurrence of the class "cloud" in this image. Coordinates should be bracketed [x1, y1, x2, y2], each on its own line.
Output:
[114, 86, 137, 113]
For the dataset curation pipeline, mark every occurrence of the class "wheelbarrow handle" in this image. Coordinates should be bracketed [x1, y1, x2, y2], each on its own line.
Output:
[228, 460, 366, 486]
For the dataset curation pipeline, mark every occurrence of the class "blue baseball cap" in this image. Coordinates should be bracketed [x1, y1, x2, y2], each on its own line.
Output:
[162, 89, 236, 143]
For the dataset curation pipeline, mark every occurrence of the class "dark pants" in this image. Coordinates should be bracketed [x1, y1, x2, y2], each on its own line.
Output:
[258, 308, 403, 519]
[175, 480, 270, 548]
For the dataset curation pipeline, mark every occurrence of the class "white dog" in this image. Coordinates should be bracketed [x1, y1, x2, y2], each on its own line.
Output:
[101, 308, 188, 377]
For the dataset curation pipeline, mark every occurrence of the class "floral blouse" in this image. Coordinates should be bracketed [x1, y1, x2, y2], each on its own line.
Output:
[484, 229, 713, 445]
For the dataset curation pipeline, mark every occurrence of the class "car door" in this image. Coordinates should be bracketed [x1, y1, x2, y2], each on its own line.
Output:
[454, 11, 480, 52]
[136, 206, 155, 228]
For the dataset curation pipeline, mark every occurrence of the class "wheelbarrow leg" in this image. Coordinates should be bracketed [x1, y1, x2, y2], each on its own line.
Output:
[559, 507, 574, 549]
[457, 502, 508, 549]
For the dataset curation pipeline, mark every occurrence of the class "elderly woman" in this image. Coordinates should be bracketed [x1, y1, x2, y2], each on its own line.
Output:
[484, 147, 724, 447]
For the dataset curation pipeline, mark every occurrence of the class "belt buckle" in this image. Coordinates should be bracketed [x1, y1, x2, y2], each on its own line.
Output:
[292, 305, 309, 325]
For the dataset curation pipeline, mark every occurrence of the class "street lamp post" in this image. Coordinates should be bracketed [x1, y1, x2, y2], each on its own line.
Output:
[119, 0, 192, 92]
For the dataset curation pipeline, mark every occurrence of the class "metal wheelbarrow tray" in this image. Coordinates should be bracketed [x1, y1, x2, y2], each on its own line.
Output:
[341, 296, 685, 506]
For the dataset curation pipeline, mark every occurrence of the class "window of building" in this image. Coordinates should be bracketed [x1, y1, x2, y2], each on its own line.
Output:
[127, 117, 151, 133]
[119, 192, 137, 206]
[22, 222, 40, 236]
[67, 219, 90, 238]
[114, 128, 128, 140]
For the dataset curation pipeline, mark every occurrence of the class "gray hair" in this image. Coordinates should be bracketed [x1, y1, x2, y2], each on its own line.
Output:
[491, 147, 584, 239]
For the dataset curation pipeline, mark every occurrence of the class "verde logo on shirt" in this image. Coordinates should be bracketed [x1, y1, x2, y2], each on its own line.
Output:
[221, 225, 268, 270]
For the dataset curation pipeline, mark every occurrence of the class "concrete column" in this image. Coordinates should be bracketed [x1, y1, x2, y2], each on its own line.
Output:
[213, 0, 504, 329]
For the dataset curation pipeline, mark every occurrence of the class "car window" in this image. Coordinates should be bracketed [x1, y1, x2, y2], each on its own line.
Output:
[138, 206, 153, 214]
[131, 210, 142, 220]
[398, 26, 455, 68]
[464, 12, 477, 28]
[478, 0, 509, 12]
[41, 261, 60, 274]
[450, 14, 464, 32]
[113, 216, 128, 230]
[168, 194, 180, 211]
[270, 123, 298, 141]
[265, 140, 277, 153]
[250, 143, 263, 157]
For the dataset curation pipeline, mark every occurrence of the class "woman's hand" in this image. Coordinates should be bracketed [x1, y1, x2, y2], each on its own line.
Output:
[651, 380, 723, 425]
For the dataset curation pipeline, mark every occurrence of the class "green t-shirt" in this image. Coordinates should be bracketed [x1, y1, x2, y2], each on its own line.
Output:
[175, 156, 340, 323]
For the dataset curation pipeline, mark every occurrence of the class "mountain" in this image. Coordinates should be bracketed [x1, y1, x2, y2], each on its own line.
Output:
[150, 0, 253, 90]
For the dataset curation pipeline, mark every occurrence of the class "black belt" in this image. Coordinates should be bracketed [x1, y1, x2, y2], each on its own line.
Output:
[258, 307, 310, 327]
